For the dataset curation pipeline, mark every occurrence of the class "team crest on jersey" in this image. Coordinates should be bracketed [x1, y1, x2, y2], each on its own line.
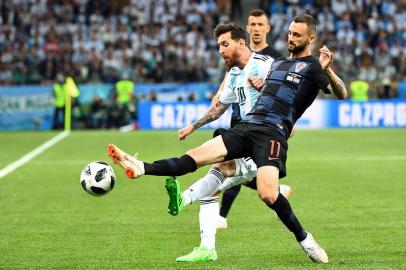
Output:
[295, 62, 307, 72]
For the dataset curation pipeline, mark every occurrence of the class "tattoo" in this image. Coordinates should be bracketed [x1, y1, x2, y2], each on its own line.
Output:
[325, 68, 347, 99]
[192, 100, 230, 129]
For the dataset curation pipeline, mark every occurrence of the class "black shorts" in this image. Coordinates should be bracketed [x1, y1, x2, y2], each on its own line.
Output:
[213, 128, 228, 138]
[220, 122, 288, 178]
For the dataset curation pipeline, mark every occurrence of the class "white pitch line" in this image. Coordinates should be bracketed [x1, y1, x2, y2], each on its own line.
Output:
[0, 131, 70, 179]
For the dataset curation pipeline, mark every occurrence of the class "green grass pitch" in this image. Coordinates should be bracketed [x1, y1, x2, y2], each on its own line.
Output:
[0, 129, 405, 269]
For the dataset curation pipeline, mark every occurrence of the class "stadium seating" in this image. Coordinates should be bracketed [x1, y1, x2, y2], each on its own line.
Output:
[0, 0, 404, 98]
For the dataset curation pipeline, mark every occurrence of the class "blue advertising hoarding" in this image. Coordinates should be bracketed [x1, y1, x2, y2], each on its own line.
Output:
[138, 102, 232, 129]
[333, 100, 406, 128]
[139, 99, 406, 130]
[1, 82, 405, 130]
[0, 86, 54, 130]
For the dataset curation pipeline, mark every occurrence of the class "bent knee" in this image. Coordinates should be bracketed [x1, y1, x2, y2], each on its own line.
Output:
[257, 190, 279, 205]
[186, 147, 224, 166]
[213, 160, 235, 177]
[186, 148, 198, 157]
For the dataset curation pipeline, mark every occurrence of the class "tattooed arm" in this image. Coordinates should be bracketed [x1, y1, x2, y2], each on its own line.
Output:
[319, 45, 347, 99]
[325, 67, 347, 99]
[178, 100, 230, 140]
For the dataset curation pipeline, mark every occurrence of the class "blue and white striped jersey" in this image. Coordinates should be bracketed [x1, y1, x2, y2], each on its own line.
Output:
[219, 53, 274, 120]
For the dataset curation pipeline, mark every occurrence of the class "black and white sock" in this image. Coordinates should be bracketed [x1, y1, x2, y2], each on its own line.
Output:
[182, 167, 224, 205]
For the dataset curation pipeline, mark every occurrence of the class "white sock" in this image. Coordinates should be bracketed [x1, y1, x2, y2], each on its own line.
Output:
[199, 196, 219, 250]
[182, 167, 224, 205]
[279, 184, 292, 198]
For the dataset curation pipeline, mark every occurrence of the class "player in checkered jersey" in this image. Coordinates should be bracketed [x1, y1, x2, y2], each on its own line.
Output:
[216, 8, 286, 231]
[170, 10, 293, 262]
[170, 20, 293, 262]
[108, 14, 347, 264]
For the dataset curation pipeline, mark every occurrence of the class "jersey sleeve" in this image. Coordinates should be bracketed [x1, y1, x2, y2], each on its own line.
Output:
[310, 61, 330, 94]
[219, 72, 238, 104]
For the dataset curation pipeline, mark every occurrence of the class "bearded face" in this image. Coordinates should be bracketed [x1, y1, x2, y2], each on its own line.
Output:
[287, 21, 315, 55]
[223, 46, 241, 68]
[218, 32, 243, 68]
[287, 39, 309, 54]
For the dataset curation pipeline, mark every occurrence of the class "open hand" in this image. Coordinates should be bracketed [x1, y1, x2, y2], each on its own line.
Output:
[248, 76, 265, 91]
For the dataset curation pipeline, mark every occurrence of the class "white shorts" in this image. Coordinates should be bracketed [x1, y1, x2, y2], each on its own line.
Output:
[219, 157, 257, 191]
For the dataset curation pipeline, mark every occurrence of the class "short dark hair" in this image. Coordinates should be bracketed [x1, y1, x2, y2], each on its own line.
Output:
[214, 22, 246, 42]
[248, 9, 268, 20]
[293, 14, 318, 35]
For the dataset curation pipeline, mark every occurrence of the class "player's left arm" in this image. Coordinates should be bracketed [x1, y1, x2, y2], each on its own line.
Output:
[178, 100, 230, 140]
[319, 45, 347, 99]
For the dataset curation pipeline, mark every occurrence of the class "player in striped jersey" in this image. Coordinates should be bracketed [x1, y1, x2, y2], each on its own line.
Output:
[172, 10, 290, 262]
[170, 22, 288, 262]
[108, 14, 347, 264]
[217, 8, 283, 230]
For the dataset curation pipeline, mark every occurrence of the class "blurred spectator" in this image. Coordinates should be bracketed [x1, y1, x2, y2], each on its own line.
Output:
[187, 92, 197, 101]
[115, 79, 132, 103]
[231, 0, 243, 19]
[106, 92, 122, 129]
[378, 78, 392, 99]
[72, 98, 86, 129]
[0, 0, 221, 85]
[0, 0, 404, 101]
[115, 79, 135, 126]
[264, 0, 406, 99]
[52, 74, 66, 129]
[87, 95, 106, 129]
[149, 91, 158, 101]
[350, 80, 369, 101]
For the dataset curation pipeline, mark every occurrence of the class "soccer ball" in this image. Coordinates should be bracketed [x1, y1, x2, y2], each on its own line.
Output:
[80, 161, 116, 196]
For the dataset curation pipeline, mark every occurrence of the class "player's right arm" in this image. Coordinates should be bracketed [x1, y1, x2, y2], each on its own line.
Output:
[178, 100, 230, 140]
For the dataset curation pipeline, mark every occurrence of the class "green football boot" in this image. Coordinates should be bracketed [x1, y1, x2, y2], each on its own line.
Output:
[165, 176, 184, 216]
[176, 246, 218, 262]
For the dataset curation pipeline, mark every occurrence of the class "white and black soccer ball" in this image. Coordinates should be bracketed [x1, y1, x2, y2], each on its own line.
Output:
[80, 161, 116, 196]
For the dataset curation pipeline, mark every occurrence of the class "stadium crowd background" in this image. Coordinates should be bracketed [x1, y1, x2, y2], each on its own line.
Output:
[0, 0, 405, 100]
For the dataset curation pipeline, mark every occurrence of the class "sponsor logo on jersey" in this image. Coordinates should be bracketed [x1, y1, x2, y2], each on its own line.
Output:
[286, 72, 301, 84]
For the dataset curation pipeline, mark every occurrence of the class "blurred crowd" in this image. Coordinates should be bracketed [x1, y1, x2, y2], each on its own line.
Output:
[0, 0, 405, 99]
[261, 0, 406, 98]
[0, 0, 226, 85]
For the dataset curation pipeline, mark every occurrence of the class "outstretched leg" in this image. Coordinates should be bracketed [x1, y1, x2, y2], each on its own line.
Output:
[107, 135, 228, 179]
